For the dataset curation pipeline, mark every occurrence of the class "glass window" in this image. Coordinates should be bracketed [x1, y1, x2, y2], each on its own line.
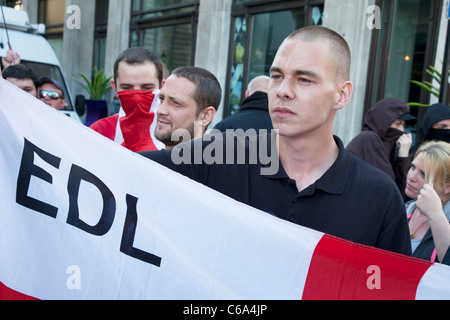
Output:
[367, 0, 441, 110]
[141, 24, 193, 72]
[4, 0, 23, 9]
[311, 5, 324, 25]
[47, 38, 63, 63]
[248, 8, 305, 82]
[132, 0, 198, 18]
[130, 0, 199, 73]
[93, 36, 107, 71]
[143, 0, 196, 18]
[142, 0, 195, 9]
[38, 0, 65, 34]
[384, 0, 434, 104]
[38, 0, 66, 65]
[229, 17, 247, 115]
[93, 0, 109, 71]
[226, 3, 323, 116]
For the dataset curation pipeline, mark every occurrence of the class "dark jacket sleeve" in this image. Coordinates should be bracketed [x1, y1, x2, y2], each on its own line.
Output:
[347, 131, 395, 180]
[376, 184, 412, 256]
[139, 138, 209, 184]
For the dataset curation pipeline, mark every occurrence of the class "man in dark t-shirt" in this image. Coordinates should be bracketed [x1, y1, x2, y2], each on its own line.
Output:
[140, 26, 412, 256]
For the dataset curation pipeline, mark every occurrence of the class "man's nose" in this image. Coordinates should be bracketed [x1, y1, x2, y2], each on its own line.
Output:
[157, 99, 168, 116]
[276, 78, 295, 100]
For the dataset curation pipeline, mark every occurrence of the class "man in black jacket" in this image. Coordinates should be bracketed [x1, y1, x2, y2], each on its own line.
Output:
[214, 75, 272, 133]
[141, 26, 412, 256]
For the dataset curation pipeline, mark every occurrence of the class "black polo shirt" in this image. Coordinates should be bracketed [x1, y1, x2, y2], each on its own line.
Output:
[140, 132, 412, 256]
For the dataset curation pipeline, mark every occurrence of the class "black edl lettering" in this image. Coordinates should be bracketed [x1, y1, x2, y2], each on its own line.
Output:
[67, 165, 116, 236]
[16, 138, 61, 218]
[121, 194, 162, 267]
[16, 139, 161, 268]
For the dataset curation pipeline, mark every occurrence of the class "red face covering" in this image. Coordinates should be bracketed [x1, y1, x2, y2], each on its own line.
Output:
[117, 90, 159, 152]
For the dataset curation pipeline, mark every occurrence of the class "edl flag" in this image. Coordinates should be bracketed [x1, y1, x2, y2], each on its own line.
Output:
[0, 78, 450, 300]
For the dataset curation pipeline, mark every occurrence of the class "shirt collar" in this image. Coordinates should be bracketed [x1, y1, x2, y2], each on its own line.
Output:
[263, 136, 349, 195]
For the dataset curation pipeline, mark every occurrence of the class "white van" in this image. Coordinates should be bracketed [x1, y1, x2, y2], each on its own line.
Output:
[0, 6, 83, 122]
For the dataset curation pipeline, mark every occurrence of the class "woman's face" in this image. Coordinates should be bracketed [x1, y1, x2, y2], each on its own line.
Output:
[406, 152, 427, 200]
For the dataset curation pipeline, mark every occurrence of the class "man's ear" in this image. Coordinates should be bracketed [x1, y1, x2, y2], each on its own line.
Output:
[199, 106, 217, 130]
[334, 81, 353, 111]
[110, 79, 117, 93]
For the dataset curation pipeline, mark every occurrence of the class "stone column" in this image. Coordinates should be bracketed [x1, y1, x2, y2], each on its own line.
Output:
[22, 0, 39, 24]
[62, 0, 96, 100]
[195, 0, 233, 126]
[323, 0, 375, 145]
[431, 0, 450, 105]
[104, 0, 132, 80]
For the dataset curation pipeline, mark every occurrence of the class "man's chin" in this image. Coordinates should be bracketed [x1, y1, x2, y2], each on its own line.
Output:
[155, 131, 173, 145]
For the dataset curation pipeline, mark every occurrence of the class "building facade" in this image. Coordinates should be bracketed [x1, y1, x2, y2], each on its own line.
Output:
[9, 0, 450, 145]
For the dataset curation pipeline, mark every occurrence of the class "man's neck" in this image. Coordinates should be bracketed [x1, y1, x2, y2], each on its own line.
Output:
[279, 134, 340, 192]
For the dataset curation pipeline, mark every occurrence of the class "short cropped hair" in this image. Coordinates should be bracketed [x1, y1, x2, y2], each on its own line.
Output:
[2, 64, 39, 89]
[113, 47, 164, 87]
[287, 26, 351, 82]
[171, 66, 222, 115]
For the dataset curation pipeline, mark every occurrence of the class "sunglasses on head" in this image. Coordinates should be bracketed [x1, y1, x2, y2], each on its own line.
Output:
[39, 90, 63, 100]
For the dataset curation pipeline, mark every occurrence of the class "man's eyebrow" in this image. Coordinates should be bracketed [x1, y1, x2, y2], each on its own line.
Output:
[269, 67, 283, 74]
[160, 92, 183, 103]
[270, 67, 319, 79]
[119, 82, 155, 87]
[293, 69, 319, 79]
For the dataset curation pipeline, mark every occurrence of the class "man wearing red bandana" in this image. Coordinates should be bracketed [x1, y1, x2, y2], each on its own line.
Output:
[90, 47, 165, 152]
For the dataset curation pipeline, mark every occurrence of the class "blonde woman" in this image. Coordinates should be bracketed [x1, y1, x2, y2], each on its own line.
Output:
[405, 141, 450, 264]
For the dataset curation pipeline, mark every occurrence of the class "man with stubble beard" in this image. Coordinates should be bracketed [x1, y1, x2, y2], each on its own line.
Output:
[154, 66, 220, 149]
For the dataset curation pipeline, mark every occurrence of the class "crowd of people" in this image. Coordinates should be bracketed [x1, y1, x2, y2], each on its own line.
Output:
[1, 49, 67, 111]
[2, 25, 450, 267]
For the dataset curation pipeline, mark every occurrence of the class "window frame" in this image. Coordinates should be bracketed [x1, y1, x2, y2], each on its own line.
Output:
[364, 0, 443, 120]
[130, 0, 200, 67]
[224, 0, 324, 117]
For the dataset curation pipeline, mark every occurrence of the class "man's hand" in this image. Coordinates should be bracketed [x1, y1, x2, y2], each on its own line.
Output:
[2, 49, 21, 69]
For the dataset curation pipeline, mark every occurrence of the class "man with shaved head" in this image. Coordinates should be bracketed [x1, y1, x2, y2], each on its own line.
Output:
[214, 75, 272, 132]
[141, 26, 411, 255]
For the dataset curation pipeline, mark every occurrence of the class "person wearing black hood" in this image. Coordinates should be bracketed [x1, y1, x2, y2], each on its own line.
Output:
[214, 76, 272, 133]
[410, 103, 450, 156]
[347, 98, 416, 199]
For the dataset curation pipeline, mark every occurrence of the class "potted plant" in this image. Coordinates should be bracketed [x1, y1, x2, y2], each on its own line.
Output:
[76, 67, 113, 126]
[409, 65, 449, 108]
